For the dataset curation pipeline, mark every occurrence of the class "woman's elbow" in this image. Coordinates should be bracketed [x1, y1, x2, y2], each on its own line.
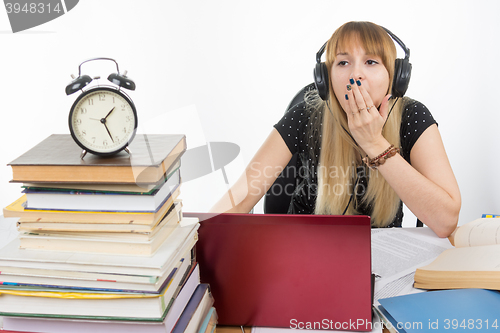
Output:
[433, 219, 458, 238]
[431, 200, 461, 238]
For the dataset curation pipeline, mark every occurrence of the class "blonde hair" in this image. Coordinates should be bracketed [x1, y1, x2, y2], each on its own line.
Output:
[309, 21, 406, 227]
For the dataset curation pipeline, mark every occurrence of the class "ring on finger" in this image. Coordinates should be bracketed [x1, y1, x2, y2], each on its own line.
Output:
[358, 107, 366, 112]
[366, 105, 375, 111]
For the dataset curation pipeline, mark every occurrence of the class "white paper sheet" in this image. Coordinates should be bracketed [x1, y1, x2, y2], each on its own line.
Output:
[372, 227, 453, 301]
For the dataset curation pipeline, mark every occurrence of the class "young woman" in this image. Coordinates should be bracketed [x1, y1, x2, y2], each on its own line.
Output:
[211, 21, 461, 238]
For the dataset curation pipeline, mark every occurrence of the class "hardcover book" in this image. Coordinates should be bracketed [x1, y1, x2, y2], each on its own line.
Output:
[23, 169, 180, 212]
[3, 189, 180, 225]
[8, 134, 186, 184]
[17, 201, 181, 234]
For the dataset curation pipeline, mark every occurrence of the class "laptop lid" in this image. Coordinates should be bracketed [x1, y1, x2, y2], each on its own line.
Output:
[188, 213, 372, 331]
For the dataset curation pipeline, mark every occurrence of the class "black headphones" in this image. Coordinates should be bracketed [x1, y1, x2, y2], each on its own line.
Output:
[65, 57, 136, 95]
[313, 27, 411, 100]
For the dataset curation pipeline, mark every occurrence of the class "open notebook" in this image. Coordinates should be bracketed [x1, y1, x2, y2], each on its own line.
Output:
[187, 213, 373, 331]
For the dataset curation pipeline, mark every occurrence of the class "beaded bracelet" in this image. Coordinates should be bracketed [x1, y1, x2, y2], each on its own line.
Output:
[362, 144, 400, 169]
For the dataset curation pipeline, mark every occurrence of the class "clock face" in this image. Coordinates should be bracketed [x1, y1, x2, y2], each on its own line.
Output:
[69, 87, 138, 155]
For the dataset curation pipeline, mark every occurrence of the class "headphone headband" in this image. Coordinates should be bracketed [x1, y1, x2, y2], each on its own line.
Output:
[381, 27, 410, 60]
[316, 42, 327, 64]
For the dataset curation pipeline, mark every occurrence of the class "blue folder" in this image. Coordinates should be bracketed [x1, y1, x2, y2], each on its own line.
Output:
[378, 289, 500, 332]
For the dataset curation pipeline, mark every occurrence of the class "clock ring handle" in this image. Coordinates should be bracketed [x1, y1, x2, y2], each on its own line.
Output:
[79, 57, 136, 91]
[66, 58, 136, 95]
[77, 57, 120, 77]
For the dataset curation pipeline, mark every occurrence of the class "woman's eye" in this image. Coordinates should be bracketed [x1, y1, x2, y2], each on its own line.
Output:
[337, 60, 348, 66]
[366, 60, 379, 65]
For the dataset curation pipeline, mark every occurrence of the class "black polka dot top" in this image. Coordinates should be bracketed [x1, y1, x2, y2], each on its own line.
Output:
[271, 88, 437, 227]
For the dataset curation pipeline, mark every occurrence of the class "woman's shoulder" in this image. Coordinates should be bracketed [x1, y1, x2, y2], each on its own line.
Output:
[274, 86, 322, 154]
[399, 98, 438, 162]
[400, 98, 436, 122]
[275, 86, 321, 129]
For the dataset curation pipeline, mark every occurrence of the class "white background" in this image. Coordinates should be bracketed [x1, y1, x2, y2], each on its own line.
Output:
[0, 0, 499, 227]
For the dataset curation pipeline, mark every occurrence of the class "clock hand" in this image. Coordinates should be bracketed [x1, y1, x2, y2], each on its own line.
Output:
[104, 107, 116, 120]
[103, 122, 115, 143]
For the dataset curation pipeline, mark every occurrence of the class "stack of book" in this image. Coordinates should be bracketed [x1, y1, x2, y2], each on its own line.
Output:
[1, 134, 217, 333]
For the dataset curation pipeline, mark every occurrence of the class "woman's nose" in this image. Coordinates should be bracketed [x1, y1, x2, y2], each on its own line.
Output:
[351, 73, 364, 82]
[351, 64, 365, 81]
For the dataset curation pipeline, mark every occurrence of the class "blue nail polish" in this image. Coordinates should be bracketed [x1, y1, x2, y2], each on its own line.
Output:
[356, 80, 361, 86]
[345, 94, 348, 100]
[347, 85, 352, 91]
[349, 78, 355, 85]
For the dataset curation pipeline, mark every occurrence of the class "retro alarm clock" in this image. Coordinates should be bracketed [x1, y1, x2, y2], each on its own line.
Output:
[65, 58, 138, 159]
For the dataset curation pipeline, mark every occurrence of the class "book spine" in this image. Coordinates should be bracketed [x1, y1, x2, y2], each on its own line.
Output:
[171, 284, 209, 333]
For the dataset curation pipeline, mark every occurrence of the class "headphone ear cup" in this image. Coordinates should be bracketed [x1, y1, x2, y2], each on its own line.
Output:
[392, 58, 412, 98]
[314, 62, 329, 100]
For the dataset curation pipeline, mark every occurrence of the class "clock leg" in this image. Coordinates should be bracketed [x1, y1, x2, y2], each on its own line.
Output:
[80, 150, 87, 159]
[124, 147, 132, 156]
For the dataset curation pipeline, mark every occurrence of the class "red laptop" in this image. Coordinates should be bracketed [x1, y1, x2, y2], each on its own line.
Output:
[187, 213, 372, 331]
